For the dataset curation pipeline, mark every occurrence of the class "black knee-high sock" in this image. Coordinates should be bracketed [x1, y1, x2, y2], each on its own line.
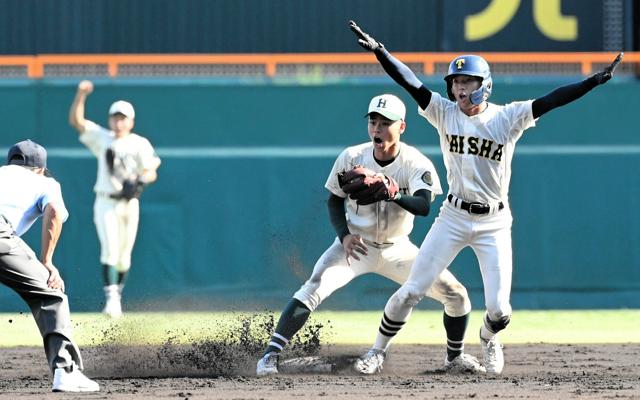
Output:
[102, 264, 118, 286]
[264, 298, 311, 355]
[117, 270, 128, 286]
[443, 312, 470, 361]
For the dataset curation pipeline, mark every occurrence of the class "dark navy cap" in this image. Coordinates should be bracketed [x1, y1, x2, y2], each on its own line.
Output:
[7, 139, 51, 176]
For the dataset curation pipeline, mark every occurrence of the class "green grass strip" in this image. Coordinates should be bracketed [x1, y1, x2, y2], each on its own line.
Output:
[0, 310, 637, 348]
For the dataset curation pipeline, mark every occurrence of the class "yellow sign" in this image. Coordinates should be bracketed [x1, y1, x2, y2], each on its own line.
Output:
[465, 0, 577, 42]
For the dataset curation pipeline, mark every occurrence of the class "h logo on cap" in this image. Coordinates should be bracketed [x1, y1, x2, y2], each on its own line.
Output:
[367, 94, 406, 121]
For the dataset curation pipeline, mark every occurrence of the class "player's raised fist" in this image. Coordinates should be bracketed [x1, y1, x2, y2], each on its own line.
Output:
[349, 20, 383, 52]
[77, 80, 94, 95]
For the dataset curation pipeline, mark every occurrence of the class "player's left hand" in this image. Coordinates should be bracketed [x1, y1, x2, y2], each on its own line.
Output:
[593, 52, 623, 85]
[348, 20, 383, 52]
[120, 178, 145, 200]
[339, 165, 399, 205]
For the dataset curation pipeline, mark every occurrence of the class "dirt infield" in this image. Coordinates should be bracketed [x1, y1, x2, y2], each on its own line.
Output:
[1, 343, 638, 399]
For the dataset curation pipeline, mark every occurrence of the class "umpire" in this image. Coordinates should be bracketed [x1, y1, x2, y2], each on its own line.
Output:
[0, 140, 99, 392]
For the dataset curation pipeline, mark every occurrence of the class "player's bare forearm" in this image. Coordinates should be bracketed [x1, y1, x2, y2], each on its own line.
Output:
[393, 189, 431, 216]
[68, 95, 88, 133]
[40, 203, 63, 266]
[69, 80, 93, 133]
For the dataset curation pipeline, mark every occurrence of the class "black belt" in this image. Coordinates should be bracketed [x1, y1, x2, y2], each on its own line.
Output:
[363, 239, 394, 249]
[108, 193, 134, 201]
[447, 194, 503, 215]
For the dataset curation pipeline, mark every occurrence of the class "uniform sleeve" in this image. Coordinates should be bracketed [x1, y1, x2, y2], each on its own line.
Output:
[78, 120, 110, 157]
[504, 100, 536, 138]
[418, 92, 448, 132]
[324, 149, 350, 197]
[38, 179, 69, 223]
[407, 155, 442, 197]
[137, 137, 161, 172]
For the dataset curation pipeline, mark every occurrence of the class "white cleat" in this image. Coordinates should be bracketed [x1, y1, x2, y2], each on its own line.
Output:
[480, 336, 504, 375]
[354, 349, 385, 375]
[444, 353, 486, 373]
[102, 285, 123, 318]
[256, 352, 279, 377]
[102, 297, 123, 319]
[52, 366, 100, 392]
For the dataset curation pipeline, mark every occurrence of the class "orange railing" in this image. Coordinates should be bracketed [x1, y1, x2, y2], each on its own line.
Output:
[0, 52, 637, 78]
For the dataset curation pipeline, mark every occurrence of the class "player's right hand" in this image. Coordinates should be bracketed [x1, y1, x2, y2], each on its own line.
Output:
[348, 20, 383, 52]
[44, 264, 65, 292]
[342, 234, 368, 265]
[77, 80, 94, 95]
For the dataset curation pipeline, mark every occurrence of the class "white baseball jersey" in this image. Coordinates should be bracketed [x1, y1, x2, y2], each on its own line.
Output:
[79, 120, 161, 195]
[419, 92, 535, 204]
[293, 141, 468, 317]
[79, 120, 159, 271]
[325, 142, 442, 244]
[382, 92, 537, 329]
[0, 165, 68, 236]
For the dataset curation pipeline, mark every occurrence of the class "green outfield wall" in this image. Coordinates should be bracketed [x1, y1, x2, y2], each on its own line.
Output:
[0, 78, 638, 312]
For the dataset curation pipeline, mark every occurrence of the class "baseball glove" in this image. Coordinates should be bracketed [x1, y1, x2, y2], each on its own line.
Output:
[338, 165, 399, 205]
[119, 178, 145, 200]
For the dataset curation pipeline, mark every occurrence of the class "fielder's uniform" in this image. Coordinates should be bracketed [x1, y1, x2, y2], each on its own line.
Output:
[388, 92, 535, 322]
[294, 141, 471, 318]
[79, 120, 160, 273]
[0, 165, 83, 372]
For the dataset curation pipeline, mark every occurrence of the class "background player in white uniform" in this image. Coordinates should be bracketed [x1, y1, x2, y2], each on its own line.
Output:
[69, 80, 161, 318]
[0, 140, 99, 392]
[349, 21, 622, 375]
[257, 94, 484, 376]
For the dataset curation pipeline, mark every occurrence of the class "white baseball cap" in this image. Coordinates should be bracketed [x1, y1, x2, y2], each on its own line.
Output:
[109, 100, 135, 119]
[366, 94, 406, 121]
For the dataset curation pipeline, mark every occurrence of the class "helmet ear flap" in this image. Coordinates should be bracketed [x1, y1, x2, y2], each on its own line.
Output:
[469, 77, 493, 105]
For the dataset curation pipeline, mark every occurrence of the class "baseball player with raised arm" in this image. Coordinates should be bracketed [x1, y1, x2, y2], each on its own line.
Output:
[69, 80, 161, 318]
[349, 21, 623, 375]
[0, 140, 99, 392]
[257, 94, 485, 376]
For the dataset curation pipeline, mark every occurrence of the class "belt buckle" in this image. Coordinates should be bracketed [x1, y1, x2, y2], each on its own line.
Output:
[468, 202, 487, 214]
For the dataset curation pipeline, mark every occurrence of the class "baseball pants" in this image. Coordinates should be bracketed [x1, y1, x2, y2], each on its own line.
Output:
[294, 236, 471, 317]
[0, 218, 83, 372]
[94, 195, 139, 271]
[385, 202, 513, 323]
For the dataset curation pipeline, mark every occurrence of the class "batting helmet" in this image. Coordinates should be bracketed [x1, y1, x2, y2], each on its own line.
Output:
[444, 55, 492, 105]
